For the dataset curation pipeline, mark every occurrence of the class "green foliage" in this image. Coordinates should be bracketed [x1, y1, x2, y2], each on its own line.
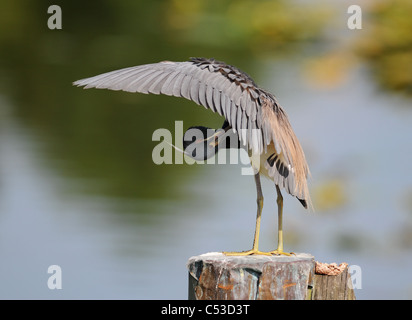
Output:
[356, 0, 412, 95]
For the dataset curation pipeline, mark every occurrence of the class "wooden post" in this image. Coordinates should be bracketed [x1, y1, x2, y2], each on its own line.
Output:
[310, 266, 355, 300]
[187, 252, 355, 300]
[187, 252, 315, 300]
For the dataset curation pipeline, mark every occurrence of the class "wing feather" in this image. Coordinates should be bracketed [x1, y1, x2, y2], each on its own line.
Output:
[172, 73, 186, 97]
[77, 66, 143, 89]
[241, 111, 248, 149]
[148, 72, 172, 94]
[217, 92, 225, 118]
[180, 75, 192, 99]
[212, 88, 223, 116]
[160, 71, 180, 96]
[198, 82, 208, 110]
[230, 101, 237, 131]
[205, 85, 215, 113]
[135, 70, 165, 94]
[122, 69, 159, 92]
[189, 78, 200, 105]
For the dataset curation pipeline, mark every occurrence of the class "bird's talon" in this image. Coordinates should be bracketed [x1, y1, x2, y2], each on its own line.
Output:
[223, 249, 273, 256]
[269, 250, 295, 256]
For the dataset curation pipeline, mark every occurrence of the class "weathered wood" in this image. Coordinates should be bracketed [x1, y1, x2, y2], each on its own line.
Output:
[187, 253, 356, 300]
[187, 252, 315, 300]
[311, 266, 355, 300]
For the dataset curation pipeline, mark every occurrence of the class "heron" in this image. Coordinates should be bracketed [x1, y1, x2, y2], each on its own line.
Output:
[73, 57, 311, 256]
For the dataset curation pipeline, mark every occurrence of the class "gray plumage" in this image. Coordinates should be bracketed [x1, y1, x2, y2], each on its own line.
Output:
[73, 57, 311, 207]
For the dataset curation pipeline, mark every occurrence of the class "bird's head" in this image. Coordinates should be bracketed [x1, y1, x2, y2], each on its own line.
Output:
[183, 126, 224, 161]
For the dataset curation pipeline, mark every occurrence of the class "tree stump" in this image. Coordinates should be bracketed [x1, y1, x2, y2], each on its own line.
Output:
[187, 252, 355, 300]
[187, 252, 315, 300]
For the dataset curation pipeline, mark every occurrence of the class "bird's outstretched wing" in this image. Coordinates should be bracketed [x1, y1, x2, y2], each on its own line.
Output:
[73, 58, 269, 152]
[73, 57, 310, 204]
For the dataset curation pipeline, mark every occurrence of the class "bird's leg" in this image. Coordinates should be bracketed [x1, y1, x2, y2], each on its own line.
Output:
[224, 173, 272, 256]
[270, 185, 294, 256]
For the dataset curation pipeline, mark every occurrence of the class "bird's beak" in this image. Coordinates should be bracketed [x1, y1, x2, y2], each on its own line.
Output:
[192, 129, 225, 147]
[207, 129, 225, 148]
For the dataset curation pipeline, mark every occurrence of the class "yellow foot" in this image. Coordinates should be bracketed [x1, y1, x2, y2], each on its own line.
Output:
[223, 249, 273, 256]
[269, 249, 295, 256]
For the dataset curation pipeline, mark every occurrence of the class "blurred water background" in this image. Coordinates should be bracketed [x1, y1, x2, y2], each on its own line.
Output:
[1, 0, 412, 299]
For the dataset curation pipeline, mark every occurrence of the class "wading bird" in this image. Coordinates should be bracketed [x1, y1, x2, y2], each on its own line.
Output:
[74, 57, 311, 256]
